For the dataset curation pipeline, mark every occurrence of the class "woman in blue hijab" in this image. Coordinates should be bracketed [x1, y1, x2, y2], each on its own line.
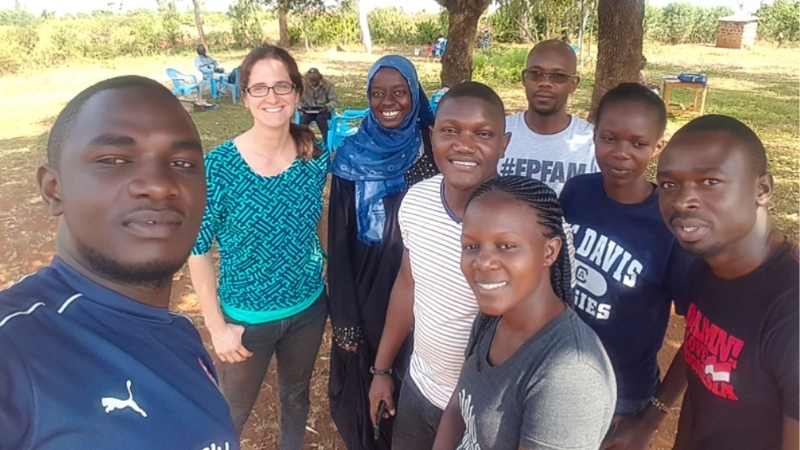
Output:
[328, 55, 438, 450]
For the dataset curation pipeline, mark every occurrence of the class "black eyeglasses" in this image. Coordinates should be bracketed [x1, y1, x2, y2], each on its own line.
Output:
[522, 70, 577, 84]
[244, 82, 296, 97]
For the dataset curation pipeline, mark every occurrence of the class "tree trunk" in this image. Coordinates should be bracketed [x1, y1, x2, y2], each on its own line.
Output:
[359, 0, 372, 53]
[516, 12, 538, 43]
[439, 0, 491, 87]
[192, 0, 208, 50]
[278, 3, 290, 47]
[589, 0, 644, 122]
[587, 3, 594, 60]
[577, 0, 585, 66]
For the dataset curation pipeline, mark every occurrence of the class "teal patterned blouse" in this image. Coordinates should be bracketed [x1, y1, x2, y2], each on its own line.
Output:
[192, 139, 331, 324]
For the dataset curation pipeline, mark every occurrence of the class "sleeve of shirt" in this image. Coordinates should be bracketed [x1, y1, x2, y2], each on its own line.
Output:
[761, 291, 799, 420]
[326, 82, 339, 111]
[192, 156, 222, 256]
[520, 362, 613, 450]
[327, 177, 362, 335]
[665, 243, 699, 316]
[0, 336, 34, 449]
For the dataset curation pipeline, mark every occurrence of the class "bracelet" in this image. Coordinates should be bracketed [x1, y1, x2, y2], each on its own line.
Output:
[649, 396, 672, 414]
[370, 366, 393, 376]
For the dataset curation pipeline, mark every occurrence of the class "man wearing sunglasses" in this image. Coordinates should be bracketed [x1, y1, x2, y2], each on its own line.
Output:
[496, 39, 597, 194]
[299, 68, 338, 146]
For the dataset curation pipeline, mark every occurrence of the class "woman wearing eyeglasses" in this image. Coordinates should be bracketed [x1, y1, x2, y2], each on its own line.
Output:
[188, 44, 330, 450]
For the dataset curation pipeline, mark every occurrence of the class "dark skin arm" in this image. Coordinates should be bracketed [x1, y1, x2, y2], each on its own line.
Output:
[601, 344, 688, 450]
[432, 383, 466, 450]
[368, 250, 415, 425]
[783, 417, 799, 450]
[673, 387, 693, 450]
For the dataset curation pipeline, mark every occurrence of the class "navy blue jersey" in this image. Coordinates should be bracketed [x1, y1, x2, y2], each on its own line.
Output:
[560, 173, 696, 403]
[0, 257, 239, 450]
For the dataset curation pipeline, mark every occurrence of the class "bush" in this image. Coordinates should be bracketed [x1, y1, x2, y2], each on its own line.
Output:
[488, 10, 522, 44]
[369, 8, 417, 45]
[228, 0, 264, 48]
[644, 2, 734, 44]
[756, 0, 800, 42]
[472, 47, 528, 85]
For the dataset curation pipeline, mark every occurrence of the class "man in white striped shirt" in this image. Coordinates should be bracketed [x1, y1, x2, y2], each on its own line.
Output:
[368, 82, 511, 449]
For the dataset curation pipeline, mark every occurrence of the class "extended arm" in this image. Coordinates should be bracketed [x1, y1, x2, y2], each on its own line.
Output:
[368, 250, 415, 424]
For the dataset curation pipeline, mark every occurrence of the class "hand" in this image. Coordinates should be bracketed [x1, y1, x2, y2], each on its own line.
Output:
[209, 323, 254, 363]
[601, 414, 658, 450]
[368, 375, 396, 426]
[337, 343, 358, 353]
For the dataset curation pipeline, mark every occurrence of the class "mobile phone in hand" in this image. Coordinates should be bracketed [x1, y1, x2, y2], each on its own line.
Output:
[374, 400, 387, 441]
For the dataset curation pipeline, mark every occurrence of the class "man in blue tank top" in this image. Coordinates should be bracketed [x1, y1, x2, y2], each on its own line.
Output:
[0, 76, 239, 450]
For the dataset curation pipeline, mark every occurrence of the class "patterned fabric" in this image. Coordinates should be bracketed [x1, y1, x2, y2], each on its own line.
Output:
[332, 55, 435, 245]
[192, 140, 331, 325]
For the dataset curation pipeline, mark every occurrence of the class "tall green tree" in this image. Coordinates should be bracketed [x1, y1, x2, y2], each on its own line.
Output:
[260, 0, 331, 47]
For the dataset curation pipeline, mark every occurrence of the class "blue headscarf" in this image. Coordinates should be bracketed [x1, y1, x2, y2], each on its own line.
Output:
[333, 55, 435, 245]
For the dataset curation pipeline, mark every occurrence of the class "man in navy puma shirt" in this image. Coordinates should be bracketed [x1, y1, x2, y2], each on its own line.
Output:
[0, 76, 239, 449]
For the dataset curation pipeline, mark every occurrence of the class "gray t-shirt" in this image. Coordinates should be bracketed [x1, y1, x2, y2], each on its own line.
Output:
[456, 308, 616, 450]
[497, 112, 597, 195]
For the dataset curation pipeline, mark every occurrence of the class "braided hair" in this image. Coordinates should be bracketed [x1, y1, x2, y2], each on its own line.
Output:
[465, 175, 575, 371]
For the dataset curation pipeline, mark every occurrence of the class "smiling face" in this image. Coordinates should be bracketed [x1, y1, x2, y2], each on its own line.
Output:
[657, 130, 772, 258]
[38, 86, 206, 287]
[369, 67, 413, 129]
[431, 96, 510, 191]
[243, 58, 299, 129]
[461, 192, 561, 316]
[595, 101, 665, 187]
[523, 43, 579, 116]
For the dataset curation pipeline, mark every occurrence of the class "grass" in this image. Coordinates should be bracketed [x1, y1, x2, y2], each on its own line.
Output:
[0, 42, 797, 449]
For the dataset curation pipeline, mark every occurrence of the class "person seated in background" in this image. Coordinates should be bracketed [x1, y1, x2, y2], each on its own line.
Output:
[299, 68, 338, 146]
[639, 56, 659, 94]
[195, 44, 224, 79]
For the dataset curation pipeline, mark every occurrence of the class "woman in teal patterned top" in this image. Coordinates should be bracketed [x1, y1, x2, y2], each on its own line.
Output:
[188, 45, 331, 449]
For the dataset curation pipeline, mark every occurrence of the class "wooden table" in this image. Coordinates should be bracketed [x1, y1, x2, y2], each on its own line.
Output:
[662, 78, 709, 116]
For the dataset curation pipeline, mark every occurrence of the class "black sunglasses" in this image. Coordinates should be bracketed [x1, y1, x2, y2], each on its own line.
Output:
[522, 70, 577, 84]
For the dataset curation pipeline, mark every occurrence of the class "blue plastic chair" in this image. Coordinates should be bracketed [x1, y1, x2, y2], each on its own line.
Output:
[216, 68, 240, 103]
[327, 109, 369, 151]
[166, 68, 200, 97]
[435, 39, 447, 57]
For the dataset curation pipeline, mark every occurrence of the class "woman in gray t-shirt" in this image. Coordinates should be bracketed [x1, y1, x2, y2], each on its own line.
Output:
[433, 176, 617, 450]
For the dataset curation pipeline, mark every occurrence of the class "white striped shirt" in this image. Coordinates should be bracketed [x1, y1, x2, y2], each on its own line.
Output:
[399, 174, 479, 410]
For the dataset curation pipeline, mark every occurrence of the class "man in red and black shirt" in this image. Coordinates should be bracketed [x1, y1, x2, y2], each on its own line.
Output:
[656, 114, 798, 450]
